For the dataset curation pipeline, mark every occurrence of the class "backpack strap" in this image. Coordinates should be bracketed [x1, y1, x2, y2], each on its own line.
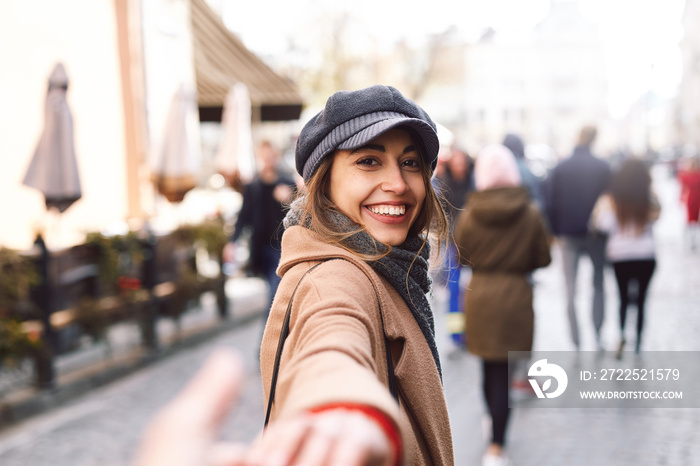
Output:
[264, 258, 398, 427]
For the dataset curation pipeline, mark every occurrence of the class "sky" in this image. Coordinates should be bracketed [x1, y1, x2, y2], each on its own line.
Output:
[221, 0, 687, 118]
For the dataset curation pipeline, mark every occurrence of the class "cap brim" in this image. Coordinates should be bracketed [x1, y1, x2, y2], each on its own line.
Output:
[337, 117, 439, 168]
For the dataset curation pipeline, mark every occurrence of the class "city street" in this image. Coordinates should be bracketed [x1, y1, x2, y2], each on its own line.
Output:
[0, 164, 698, 466]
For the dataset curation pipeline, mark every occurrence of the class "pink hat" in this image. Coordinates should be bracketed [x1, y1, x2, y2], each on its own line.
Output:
[474, 144, 522, 191]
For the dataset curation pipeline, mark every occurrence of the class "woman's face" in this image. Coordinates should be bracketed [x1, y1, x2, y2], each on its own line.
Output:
[328, 127, 426, 246]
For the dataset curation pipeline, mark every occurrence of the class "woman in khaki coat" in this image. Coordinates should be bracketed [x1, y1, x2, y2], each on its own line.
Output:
[249, 86, 454, 465]
[454, 144, 551, 466]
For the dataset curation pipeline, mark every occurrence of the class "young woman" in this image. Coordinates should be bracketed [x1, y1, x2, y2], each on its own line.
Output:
[251, 86, 454, 465]
[595, 158, 659, 358]
[453, 144, 552, 466]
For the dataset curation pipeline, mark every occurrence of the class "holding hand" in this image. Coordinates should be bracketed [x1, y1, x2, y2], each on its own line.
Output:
[134, 350, 399, 466]
[247, 408, 396, 466]
[133, 349, 247, 466]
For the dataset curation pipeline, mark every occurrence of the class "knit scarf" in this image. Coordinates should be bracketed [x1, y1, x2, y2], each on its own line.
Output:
[284, 198, 442, 380]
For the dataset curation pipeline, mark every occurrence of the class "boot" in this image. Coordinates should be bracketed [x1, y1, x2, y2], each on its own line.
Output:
[616, 338, 626, 360]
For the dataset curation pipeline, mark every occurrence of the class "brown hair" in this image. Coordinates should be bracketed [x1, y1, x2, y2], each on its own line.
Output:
[577, 126, 598, 147]
[610, 158, 652, 234]
[294, 133, 449, 263]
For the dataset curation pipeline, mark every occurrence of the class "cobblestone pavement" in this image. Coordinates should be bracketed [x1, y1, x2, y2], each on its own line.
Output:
[0, 165, 698, 466]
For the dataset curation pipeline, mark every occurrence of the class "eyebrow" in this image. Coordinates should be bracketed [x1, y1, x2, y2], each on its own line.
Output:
[350, 144, 418, 155]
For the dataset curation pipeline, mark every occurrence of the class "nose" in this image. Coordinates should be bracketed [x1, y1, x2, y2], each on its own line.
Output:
[380, 164, 409, 195]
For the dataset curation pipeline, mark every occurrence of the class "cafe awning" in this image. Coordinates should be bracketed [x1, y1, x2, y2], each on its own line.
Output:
[190, 0, 303, 122]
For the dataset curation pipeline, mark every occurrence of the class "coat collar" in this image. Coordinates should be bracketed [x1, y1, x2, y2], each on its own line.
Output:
[278, 225, 410, 342]
[277, 226, 366, 276]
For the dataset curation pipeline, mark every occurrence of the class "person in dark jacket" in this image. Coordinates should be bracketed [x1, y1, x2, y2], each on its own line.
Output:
[541, 126, 611, 350]
[434, 146, 475, 350]
[454, 144, 551, 466]
[224, 141, 296, 312]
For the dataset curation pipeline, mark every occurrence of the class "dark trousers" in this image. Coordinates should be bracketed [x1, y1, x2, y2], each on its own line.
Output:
[482, 360, 513, 446]
[258, 245, 282, 348]
[559, 234, 607, 347]
[261, 245, 282, 310]
[613, 259, 656, 348]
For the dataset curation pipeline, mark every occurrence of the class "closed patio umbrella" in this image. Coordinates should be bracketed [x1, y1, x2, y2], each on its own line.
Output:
[215, 82, 255, 192]
[152, 84, 202, 203]
[23, 62, 82, 213]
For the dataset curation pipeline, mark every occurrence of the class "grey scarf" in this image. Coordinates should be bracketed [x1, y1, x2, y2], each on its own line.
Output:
[284, 198, 442, 379]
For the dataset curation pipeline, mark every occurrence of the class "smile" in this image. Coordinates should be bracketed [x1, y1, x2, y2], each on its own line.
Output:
[367, 204, 407, 217]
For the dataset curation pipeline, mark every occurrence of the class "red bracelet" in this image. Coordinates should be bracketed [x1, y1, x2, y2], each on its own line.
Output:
[308, 403, 402, 465]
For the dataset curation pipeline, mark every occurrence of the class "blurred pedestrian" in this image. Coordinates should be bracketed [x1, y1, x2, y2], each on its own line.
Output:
[677, 156, 700, 250]
[257, 85, 453, 465]
[434, 146, 475, 351]
[501, 133, 548, 397]
[454, 144, 551, 466]
[502, 133, 544, 209]
[542, 126, 611, 350]
[224, 141, 296, 314]
[592, 158, 659, 357]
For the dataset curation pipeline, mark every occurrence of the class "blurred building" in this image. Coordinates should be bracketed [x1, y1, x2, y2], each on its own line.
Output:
[617, 90, 677, 160]
[455, 0, 612, 157]
[676, 0, 700, 153]
[0, 0, 302, 250]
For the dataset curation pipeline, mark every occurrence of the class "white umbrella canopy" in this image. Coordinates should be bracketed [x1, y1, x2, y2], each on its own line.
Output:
[23, 62, 82, 213]
[152, 84, 202, 203]
[215, 82, 256, 191]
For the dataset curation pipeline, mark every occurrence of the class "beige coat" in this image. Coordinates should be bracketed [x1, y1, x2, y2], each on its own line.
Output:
[261, 226, 454, 465]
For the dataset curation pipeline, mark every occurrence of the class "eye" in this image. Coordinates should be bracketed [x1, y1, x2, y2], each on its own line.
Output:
[356, 157, 379, 167]
[401, 158, 421, 170]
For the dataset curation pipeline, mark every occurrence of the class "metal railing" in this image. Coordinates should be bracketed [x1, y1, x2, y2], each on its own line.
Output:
[0, 228, 230, 396]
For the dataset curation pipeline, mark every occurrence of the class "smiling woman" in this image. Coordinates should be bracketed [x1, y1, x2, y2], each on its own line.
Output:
[328, 128, 427, 246]
[252, 85, 453, 465]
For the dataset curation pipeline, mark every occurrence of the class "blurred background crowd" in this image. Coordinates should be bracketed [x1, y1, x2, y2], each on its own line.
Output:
[1, 0, 698, 251]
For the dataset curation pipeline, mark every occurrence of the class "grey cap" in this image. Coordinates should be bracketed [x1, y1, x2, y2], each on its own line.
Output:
[295, 85, 439, 182]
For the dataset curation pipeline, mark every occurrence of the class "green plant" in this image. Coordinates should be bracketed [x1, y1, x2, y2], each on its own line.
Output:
[160, 268, 201, 323]
[175, 219, 228, 258]
[0, 317, 41, 367]
[0, 248, 40, 315]
[117, 275, 150, 312]
[85, 232, 144, 295]
[73, 297, 112, 343]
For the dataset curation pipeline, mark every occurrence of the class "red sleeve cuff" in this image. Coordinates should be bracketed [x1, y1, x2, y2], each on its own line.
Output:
[308, 403, 402, 465]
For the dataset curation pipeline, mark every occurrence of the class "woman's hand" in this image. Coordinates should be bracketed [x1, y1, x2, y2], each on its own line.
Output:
[246, 409, 396, 466]
[133, 349, 247, 466]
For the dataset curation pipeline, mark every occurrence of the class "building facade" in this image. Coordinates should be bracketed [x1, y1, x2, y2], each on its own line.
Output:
[456, 0, 611, 158]
[677, 0, 700, 153]
[0, 0, 301, 250]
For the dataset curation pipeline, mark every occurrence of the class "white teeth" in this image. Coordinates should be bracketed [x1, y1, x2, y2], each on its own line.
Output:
[369, 205, 406, 216]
